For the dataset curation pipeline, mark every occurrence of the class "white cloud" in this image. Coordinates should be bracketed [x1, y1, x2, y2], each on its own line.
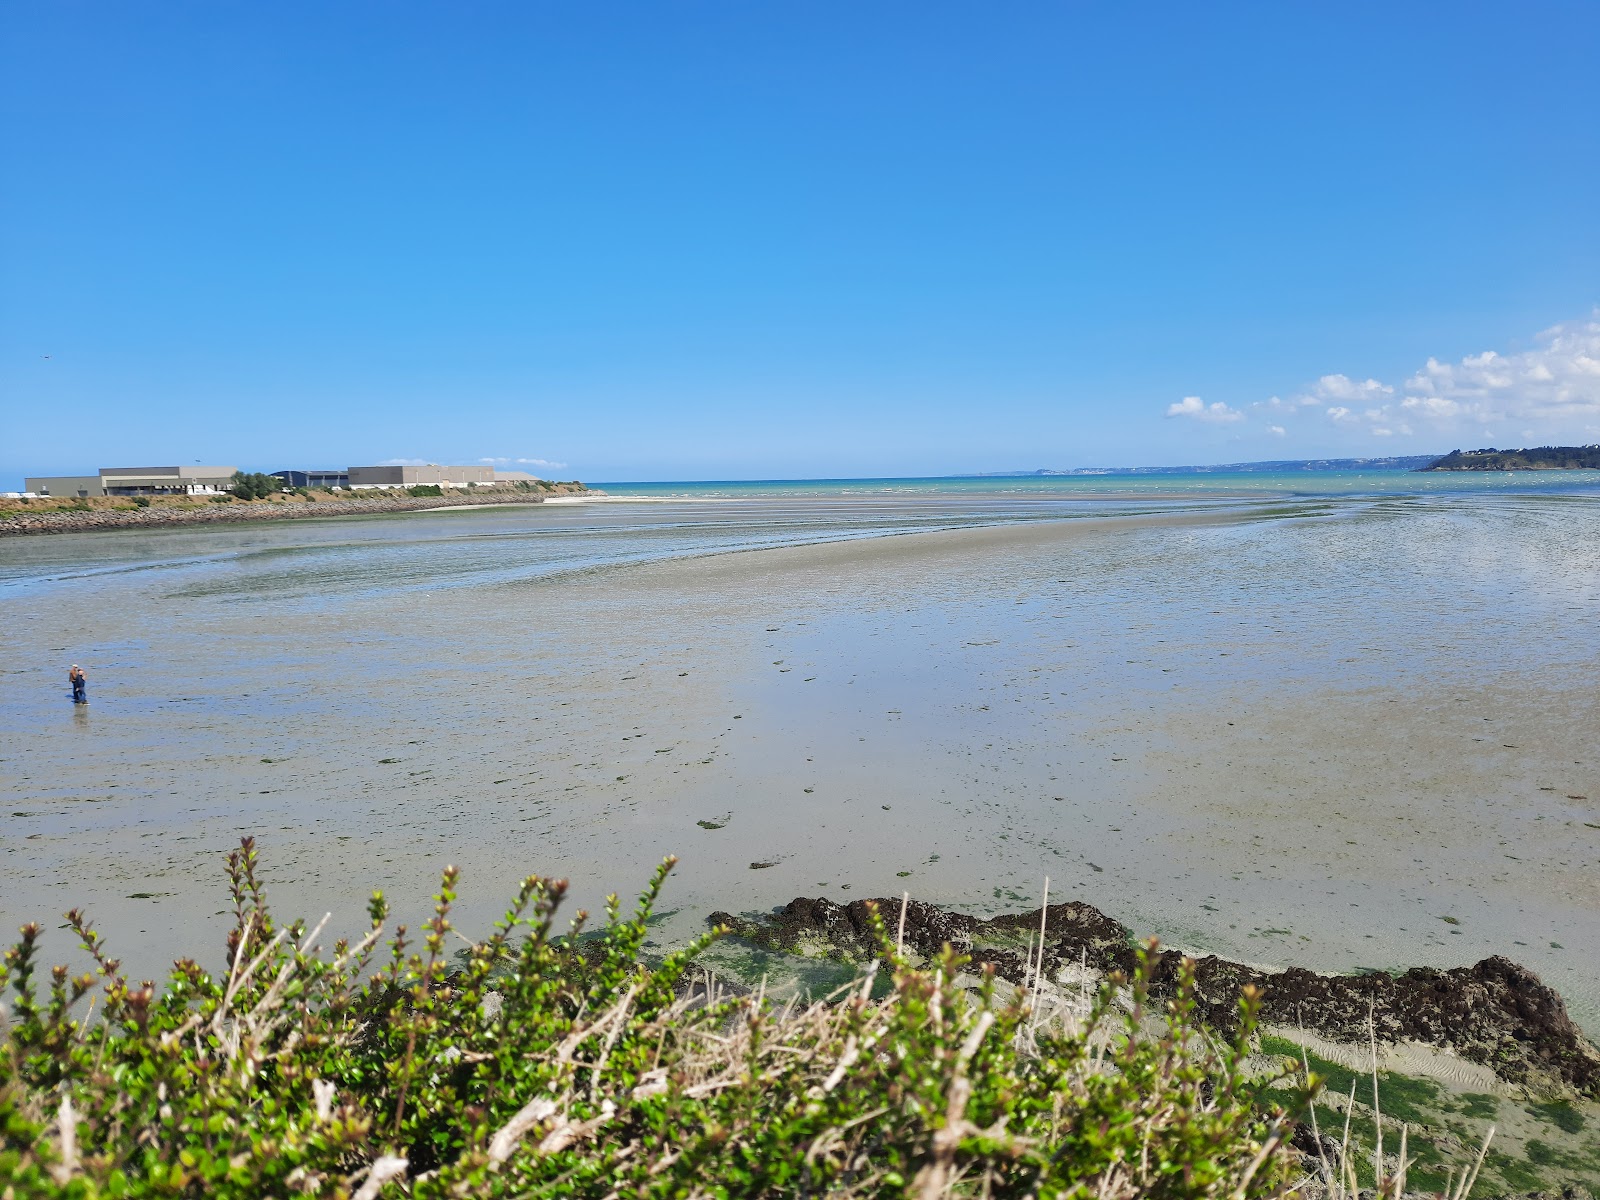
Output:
[1180, 311, 1600, 444]
[1301, 374, 1394, 406]
[1166, 396, 1244, 423]
[380, 457, 434, 466]
[1255, 395, 1314, 413]
[481, 456, 569, 470]
[1323, 404, 1412, 437]
[1399, 315, 1600, 427]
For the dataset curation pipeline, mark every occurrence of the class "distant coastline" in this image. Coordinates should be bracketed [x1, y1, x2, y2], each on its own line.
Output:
[1420, 445, 1600, 471]
[962, 455, 1442, 476]
[0, 482, 594, 538]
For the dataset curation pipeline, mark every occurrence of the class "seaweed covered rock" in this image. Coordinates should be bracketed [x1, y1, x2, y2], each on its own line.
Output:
[713, 896, 1600, 1096]
[1206, 954, 1600, 1094]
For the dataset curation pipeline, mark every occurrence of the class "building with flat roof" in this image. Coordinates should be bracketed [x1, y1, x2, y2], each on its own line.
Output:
[347, 464, 498, 488]
[98, 466, 238, 495]
[24, 475, 105, 498]
[22, 462, 544, 499]
[24, 466, 238, 497]
[271, 469, 350, 489]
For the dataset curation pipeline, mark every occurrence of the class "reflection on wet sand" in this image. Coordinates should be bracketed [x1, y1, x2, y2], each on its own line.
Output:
[1, 490, 1596, 1033]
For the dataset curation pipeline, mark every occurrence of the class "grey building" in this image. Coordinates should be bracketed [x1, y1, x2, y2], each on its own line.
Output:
[98, 466, 238, 495]
[347, 464, 498, 488]
[25, 475, 105, 498]
[25, 466, 238, 497]
[271, 469, 350, 489]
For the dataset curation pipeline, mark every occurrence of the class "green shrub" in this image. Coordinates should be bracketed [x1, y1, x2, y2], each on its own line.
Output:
[1, 840, 1314, 1199]
[131, 497, 151, 508]
[229, 472, 280, 501]
[406, 484, 444, 497]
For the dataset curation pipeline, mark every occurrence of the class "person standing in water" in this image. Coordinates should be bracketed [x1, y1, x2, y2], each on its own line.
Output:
[69, 664, 87, 704]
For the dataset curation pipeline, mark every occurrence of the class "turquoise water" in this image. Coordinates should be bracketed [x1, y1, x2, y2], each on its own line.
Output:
[0, 488, 1239, 599]
[595, 468, 1600, 499]
[5, 470, 1600, 603]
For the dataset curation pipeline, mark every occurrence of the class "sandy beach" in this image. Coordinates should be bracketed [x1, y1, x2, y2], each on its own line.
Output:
[2, 490, 1596, 1032]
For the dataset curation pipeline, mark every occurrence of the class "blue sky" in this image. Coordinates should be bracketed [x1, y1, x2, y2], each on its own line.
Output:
[3, 3, 1598, 487]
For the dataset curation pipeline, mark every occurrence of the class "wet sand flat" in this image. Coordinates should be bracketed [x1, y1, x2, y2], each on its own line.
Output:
[1, 491, 1596, 1030]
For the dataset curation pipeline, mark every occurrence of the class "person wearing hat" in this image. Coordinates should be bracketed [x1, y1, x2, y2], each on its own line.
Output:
[69, 664, 87, 705]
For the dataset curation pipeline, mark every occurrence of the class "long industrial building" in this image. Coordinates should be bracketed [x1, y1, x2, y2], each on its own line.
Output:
[347, 464, 497, 488]
[25, 466, 239, 498]
[270, 469, 350, 489]
[22, 462, 546, 498]
[304, 465, 539, 488]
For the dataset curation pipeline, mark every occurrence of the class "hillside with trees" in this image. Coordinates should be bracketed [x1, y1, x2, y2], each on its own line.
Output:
[1423, 445, 1600, 470]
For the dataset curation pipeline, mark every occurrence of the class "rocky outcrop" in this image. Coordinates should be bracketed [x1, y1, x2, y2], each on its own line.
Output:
[711, 896, 1600, 1095]
[0, 485, 595, 537]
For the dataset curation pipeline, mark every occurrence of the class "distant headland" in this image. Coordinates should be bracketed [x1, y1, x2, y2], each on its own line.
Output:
[1420, 445, 1600, 470]
[972, 447, 1600, 475]
[965, 455, 1441, 476]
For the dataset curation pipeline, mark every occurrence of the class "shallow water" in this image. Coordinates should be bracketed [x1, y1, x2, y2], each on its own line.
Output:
[597, 467, 1600, 499]
[2, 479, 1598, 1033]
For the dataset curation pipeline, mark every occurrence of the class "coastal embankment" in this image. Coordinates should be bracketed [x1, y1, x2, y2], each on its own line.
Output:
[0, 482, 595, 537]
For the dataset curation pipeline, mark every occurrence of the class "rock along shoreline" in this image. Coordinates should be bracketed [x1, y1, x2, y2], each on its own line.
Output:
[711, 895, 1600, 1096]
[0, 484, 596, 538]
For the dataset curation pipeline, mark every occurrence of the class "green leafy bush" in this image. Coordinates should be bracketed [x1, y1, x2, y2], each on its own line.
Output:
[406, 484, 445, 497]
[229, 472, 280, 501]
[2, 840, 1315, 1198]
